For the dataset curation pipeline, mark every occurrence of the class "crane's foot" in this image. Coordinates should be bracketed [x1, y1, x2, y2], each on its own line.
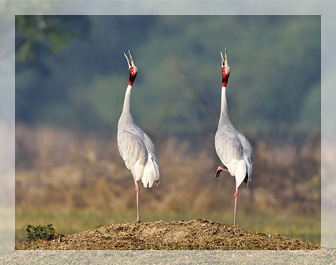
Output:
[215, 166, 228, 178]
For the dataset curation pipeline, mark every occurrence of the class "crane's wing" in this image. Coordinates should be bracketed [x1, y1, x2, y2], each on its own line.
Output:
[215, 128, 253, 187]
[118, 130, 159, 188]
[143, 133, 160, 175]
[118, 130, 146, 173]
[237, 132, 253, 182]
[215, 129, 243, 165]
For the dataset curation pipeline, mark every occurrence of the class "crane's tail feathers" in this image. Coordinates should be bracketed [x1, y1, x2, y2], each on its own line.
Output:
[235, 160, 247, 189]
[131, 160, 145, 183]
[243, 154, 252, 186]
[141, 149, 160, 188]
[151, 157, 160, 178]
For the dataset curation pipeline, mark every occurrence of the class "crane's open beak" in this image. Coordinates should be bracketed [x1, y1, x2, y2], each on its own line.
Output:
[220, 48, 230, 75]
[220, 48, 228, 68]
[124, 50, 138, 85]
[124, 50, 137, 71]
[124, 50, 137, 77]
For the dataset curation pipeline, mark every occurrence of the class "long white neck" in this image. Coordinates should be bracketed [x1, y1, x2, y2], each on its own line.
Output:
[120, 85, 134, 124]
[218, 86, 231, 128]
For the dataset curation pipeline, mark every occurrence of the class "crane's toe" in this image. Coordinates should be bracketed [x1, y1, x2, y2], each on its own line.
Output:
[215, 166, 228, 178]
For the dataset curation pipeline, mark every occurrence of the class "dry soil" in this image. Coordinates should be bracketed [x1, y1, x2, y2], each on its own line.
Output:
[17, 219, 320, 250]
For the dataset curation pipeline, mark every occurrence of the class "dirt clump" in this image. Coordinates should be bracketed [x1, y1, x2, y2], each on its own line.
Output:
[17, 219, 320, 250]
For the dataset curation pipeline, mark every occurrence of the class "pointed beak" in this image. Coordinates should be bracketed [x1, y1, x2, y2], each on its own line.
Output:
[220, 51, 225, 67]
[124, 50, 136, 69]
[124, 52, 131, 68]
[220, 48, 229, 68]
[221, 48, 230, 76]
[128, 50, 135, 67]
[124, 50, 137, 75]
[224, 48, 229, 67]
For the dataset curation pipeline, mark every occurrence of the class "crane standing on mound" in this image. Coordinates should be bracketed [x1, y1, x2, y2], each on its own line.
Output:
[215, 49, 253, 226]
[117, 50, 160, 223]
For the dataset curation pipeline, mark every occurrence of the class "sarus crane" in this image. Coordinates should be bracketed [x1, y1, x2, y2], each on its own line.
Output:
[117, 50, 160, 223]
[214, 49, 253, 226]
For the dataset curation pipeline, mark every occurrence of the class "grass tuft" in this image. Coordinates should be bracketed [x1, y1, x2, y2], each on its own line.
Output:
[25, 224, 56, 242]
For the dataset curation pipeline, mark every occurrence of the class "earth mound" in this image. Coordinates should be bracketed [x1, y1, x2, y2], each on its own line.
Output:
[18, 219, 320, 250]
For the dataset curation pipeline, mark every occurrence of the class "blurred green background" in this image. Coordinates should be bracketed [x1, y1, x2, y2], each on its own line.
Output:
[15, 15, 321, 246]
[15, 15, 320, 139]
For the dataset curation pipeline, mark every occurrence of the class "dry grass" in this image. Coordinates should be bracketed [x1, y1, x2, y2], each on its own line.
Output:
[15, 124, 321, 214]
[15, 124, 321, 246]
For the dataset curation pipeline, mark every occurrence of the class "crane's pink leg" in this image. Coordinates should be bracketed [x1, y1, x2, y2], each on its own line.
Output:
[215, 166, 228, 178]
[134, 180, 140, 223]
[233, 187, 239, 226]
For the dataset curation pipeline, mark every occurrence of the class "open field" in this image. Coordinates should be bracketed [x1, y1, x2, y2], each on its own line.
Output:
[15, 125, 321, 249]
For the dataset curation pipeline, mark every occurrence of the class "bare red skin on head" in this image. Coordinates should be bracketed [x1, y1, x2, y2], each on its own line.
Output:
[129, 67, 137, 86]
[222, 66, 230, 87]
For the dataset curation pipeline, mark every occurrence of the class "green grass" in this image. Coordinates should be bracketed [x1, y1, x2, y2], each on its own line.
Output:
[15, 207, 320, 246]
[242, 212, 321, 245]
[15, 208, 134, 245]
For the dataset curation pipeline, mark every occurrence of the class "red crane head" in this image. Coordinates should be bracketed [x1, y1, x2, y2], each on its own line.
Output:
[220, 48, 230, 87]
[124, 50, 138, 86]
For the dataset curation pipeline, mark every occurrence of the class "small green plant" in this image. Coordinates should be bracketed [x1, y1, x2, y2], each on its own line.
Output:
[25, 224, 56, 242]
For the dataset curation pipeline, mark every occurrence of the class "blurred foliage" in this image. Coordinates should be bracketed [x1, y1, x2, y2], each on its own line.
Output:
[15, 15, 321, 140]
[16, 16, 89, 61]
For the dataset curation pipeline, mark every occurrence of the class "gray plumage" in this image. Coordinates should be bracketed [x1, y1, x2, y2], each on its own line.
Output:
[117, 85, 160, 188]
[215, 87, 253, 189]
[215, 49, 253, 226]
[117, 51, 159, 223]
